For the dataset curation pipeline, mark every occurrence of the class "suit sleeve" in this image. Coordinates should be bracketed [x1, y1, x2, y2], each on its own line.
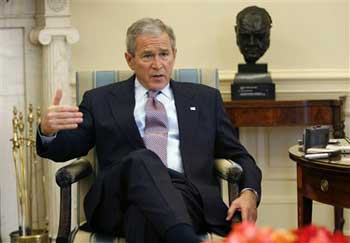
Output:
[36, 92, 96, 162]
[213, 90, 262, 200]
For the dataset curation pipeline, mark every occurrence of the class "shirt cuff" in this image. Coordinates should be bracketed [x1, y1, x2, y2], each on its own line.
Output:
[240, 188, 259, 201]
[38, 124, 56, 144]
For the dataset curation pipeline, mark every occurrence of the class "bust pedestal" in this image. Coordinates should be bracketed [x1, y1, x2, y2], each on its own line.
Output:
[231, 64, 275, 100]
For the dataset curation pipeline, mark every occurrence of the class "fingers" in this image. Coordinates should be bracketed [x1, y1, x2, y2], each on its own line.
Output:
[48, 106, 83, 118]
[44, 107, 82, 129]
[53, 89, 62, 106]
[227, 202, 256, 222]
[40, 89, 83, 136]
[227, 192, 258, 223]
[240, 207, 257, 222]
[46, 122, 81, 131]
[226, 202, 239, 221]
[47, 116, 83, 125]
[41, 111, 83, 135]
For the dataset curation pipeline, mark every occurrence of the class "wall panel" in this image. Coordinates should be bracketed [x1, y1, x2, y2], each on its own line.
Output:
[0, 27, 24, 243]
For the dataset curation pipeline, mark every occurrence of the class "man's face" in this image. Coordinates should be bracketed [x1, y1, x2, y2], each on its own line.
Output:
[236, 14, 270, 64]
[125, 33, 176, 90]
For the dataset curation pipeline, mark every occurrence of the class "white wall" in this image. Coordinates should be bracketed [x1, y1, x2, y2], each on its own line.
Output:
[71, 0, 349, 71]
[0, 27, 25, 243]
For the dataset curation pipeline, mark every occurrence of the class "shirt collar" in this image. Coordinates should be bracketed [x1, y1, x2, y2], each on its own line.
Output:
[134, 77, 172, 100]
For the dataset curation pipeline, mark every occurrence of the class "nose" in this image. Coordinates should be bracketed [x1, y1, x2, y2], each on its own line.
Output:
[249, 35, 256, 45]
[151, 56, 162, 69]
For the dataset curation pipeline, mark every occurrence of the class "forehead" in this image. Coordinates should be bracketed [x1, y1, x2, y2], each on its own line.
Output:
[238, 14, 270, 33]
[134, 33, 172, 52]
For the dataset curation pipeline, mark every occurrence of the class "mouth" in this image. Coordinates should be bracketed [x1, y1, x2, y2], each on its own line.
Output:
[151, 74, 165, 79]
[244, 49, 262, 57]
[244, 47, 259, 51]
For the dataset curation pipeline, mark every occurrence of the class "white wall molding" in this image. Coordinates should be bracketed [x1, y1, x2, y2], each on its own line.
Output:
[220, 69, 350, 82]
[47, 0, 68, 13]
[261, 196, 296, 205]
[220, 69, 350, 101]
[30, 26, 79, 45]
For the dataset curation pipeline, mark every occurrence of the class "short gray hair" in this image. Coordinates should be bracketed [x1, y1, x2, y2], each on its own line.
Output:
[126, 18, 176, 55]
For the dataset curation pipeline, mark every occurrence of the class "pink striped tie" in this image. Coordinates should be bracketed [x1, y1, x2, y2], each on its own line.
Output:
[143, 90, 168, 165]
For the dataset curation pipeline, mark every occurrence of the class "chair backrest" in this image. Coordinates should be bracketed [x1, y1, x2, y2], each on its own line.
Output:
[173, 68, 219, 88]
[76, 68, 219, 104]
[76, 70, 135, 104]
[75, 68, 219, 224]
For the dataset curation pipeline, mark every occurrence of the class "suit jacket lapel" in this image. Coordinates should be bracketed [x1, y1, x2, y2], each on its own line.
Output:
[171, 80, 199, 174]
[107, 76, 145, 149]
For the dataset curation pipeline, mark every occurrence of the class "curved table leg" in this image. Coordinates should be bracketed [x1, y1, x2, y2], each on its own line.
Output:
[334, 207, 344, 232]
[298, 195, 312, 228]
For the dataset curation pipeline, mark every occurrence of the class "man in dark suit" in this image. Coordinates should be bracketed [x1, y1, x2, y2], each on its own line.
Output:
[37, 18, 262, 243]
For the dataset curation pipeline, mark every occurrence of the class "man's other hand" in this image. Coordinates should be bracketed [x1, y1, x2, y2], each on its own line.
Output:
[40, 89, 83, 136]
[226, 189, 257, 222]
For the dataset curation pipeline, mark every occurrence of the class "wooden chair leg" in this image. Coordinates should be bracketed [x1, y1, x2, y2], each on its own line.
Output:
[57, 186, 72, 243]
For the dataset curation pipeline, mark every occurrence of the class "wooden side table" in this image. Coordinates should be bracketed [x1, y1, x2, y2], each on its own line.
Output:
[223, 97, 347, 231]
[224, 98, 346, 138]
[289, 141, 350, 232]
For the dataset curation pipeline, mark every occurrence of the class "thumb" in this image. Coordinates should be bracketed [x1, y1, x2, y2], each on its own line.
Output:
[53, 89, 62, 105]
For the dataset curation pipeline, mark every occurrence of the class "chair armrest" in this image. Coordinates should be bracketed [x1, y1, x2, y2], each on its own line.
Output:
[56, 158, 93, 188]
[215, 159, 243, 223]
[55, 158, 93, 243]
[214, 158, 242, 183]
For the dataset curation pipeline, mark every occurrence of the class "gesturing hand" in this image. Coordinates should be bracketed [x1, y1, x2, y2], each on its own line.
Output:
[40, 89, 83, 136]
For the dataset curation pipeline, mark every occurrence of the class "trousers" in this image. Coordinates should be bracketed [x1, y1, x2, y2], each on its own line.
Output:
[87, 149, 212, 243]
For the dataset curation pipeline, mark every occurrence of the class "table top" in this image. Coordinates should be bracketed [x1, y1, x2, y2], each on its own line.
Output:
[224, 99, 343, 108]
[289, 139, 350, 170]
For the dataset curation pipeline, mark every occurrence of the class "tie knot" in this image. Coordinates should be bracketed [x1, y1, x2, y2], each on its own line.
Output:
[147, 90, 160, 99]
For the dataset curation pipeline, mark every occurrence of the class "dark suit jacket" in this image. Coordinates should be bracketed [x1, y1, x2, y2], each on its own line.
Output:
[37, 76, 261, 229]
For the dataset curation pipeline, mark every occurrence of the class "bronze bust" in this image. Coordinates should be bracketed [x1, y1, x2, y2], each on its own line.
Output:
[235, 6, 272, 64]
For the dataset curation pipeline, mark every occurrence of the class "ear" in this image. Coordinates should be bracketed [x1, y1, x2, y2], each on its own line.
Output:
[235, 26, 240, 45]
[124, 52, 135, 70]
[173, 48, 177, 59]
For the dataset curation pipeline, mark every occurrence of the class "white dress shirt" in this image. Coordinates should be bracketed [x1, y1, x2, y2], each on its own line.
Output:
[134, 78, 184, 173]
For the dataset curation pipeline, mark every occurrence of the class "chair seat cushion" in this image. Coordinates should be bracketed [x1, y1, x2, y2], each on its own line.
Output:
[71, 227, 208, 243]
[71, 228, 126, 243]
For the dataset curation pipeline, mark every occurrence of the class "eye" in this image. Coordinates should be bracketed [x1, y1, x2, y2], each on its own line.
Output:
[142, 53, 153, 61]
[256, 33, 266, 41]
[239, 34, 250, 40]
[159, 52, 169, 59]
